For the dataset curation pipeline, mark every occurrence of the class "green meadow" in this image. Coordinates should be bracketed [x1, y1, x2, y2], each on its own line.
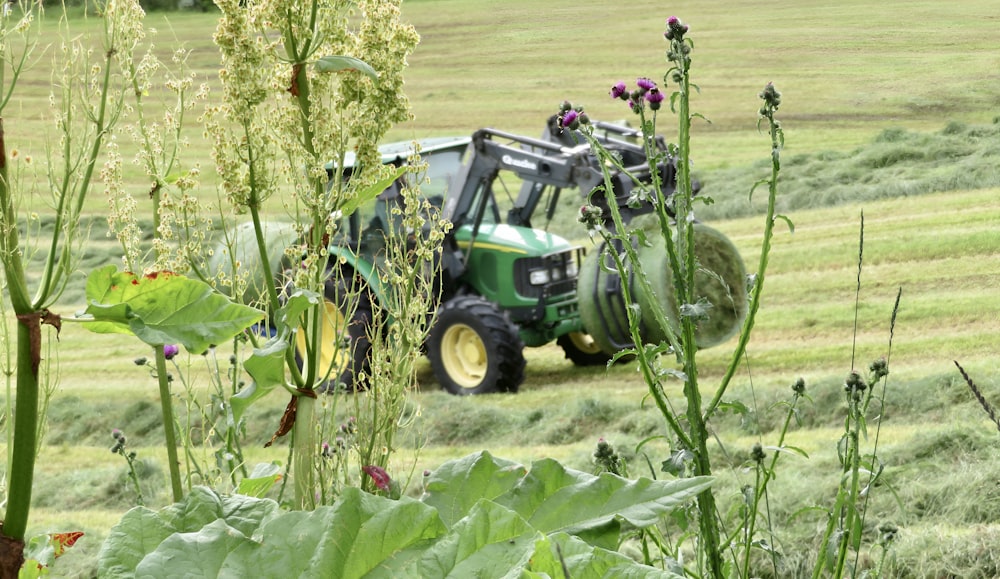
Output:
[3, 0, 1000, 576]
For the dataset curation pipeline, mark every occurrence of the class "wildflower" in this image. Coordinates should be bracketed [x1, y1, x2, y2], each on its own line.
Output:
[664, 16, 690, 41]
[844, 370, 868, 392]
[110, 429, 126, 453]
[750, 442, 766, 463]
[636, 77, 656, 93]
[321, 441, 334, 458]
[163, 344, 179, 360]
[645, 88, 665, 111]
[577, 204, 604, 236]
[759, 82, 782, 111]
[560, 109, 580, 130]
[792, 377, 806, 395]
[878, 522, 899, 546]
[593, 437, 625, 475]
[610, 81, 628, 100]
[869, 356, 889, 381]
[362, 465, 391, 492]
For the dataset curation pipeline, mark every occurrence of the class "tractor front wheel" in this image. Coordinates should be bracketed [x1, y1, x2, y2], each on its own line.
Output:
[427, 296, 525, 395]
[557, 331, 612, 366]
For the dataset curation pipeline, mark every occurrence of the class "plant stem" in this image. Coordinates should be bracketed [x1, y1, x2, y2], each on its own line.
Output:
[672, 40, 724, 579]
[293, 395, 317, 509]
[0, 118, 40, 562]
[705, 106, 782, 420]
[834, 402, 863, 577]
[3, 322, 39, 544]
[154, 346, 184, 502]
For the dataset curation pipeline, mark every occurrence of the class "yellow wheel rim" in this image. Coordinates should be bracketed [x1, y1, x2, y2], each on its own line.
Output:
[295, 299, 349, 383]
[568, 331, 603, 355]
[440, 323, 487, 389]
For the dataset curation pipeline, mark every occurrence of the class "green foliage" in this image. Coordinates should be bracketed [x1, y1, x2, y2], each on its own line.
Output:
[99, 453, 710, 578]
[83, 266, 264, 354]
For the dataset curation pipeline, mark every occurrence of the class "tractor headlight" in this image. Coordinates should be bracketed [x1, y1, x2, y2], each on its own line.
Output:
[565, 259, 578, 279]
[529, 269, 551, 286]
[528, 254, 578, 286]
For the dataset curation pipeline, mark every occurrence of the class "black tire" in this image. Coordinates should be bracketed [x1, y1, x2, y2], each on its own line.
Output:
[427, 295, 525, 395]
[557, 332, 612, 366]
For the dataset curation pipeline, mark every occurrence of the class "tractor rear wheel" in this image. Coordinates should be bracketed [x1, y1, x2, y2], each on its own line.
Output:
[427, 295, 525, 395]
[557, 332, 611, 366]
[295, 269, 375, 393]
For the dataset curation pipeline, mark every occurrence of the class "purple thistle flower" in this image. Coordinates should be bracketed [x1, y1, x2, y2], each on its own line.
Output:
[645, 88, 665, 111]
[665, 16, 689, 41]
[610, 81, 628, 100]
[163, 344, 180, 360]
[560, 109, 580, 130]
[636, 77, 656, 92]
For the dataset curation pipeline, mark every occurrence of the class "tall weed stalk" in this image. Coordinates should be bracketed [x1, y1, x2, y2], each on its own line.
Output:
[0, 0, 136, 573]
[564, 17, 784, 577]
[566, 16, 901, 578]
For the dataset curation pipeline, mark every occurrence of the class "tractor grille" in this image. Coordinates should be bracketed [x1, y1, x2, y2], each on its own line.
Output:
[513, 248, 581, 300]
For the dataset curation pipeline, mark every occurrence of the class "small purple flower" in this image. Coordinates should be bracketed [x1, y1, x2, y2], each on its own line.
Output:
[163, 344, 180, 360]
[610, 81, 628, 100]
[560, 109, 579, 129]
[664, 16, 689, 41]
[636, 77, 656, 93]
[645, 88, 665, 111]
[362, 465, 391, 492]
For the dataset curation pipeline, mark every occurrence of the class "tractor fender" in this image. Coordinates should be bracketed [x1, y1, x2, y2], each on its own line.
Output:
[326, 246, 385, 307]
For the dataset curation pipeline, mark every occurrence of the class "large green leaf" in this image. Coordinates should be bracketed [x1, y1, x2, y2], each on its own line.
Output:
[99, 458, 711, 579]
[84, 265, 263, 354]
[97, 487, 279, 578]
[222, 488, 444, 578]
[526, 532, 684, 579]
[421, 450, 528, 528]
[377, 500, 538, 578]
[135, 519, 251, 578]
[494, 458, 714, 536]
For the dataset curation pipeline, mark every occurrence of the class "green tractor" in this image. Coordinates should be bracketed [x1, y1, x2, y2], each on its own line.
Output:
[220, 121, 747, 395]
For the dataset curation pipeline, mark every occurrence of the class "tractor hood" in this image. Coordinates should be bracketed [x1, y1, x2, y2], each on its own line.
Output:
[453, 223, 574, 256]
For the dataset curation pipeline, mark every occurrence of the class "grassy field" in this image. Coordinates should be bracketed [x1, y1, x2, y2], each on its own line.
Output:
[3, 1, 1000, 577]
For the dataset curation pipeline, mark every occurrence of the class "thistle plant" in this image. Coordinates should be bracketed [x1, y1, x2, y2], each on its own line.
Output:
[110, 428, 145, 506]
[562, 16, 787, 578]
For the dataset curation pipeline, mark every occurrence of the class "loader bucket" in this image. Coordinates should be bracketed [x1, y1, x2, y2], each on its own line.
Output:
[577, 218, 747, 355]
